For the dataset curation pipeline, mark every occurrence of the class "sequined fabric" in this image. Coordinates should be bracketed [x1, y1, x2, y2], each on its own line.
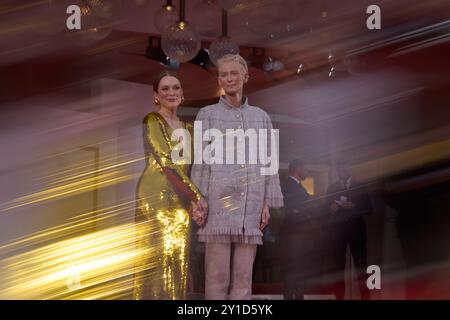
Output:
[133, 112, 201, 300]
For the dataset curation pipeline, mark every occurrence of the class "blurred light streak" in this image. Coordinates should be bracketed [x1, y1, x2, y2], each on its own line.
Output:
[2, 170, 135, 211]
[0, 199, 143, 254]
[349, 19, 450, 55]
[0, 1, 43, 15]
[43, 156, 145, 186]
[0, 222, 148, 300]
[390, 32, 450, 57]
[314, 87, 424, 125]
[355, 137, 450, 181]
[1, 149, 147, 212]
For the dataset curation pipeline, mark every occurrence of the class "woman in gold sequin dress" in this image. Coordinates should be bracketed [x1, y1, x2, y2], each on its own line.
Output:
[133, 71, 207, 300]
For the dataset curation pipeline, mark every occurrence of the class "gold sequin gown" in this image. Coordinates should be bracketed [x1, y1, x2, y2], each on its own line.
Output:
[133, 112, 201, 300]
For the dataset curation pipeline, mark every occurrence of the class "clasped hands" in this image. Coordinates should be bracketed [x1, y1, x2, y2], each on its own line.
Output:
[191, 198, 208, 226]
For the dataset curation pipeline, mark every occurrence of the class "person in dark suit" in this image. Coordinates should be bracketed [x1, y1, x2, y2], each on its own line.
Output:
[325, 160, 371, 300]
[280, 159, 318, 299]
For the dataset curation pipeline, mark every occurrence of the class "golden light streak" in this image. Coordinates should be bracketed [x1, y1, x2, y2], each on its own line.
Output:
[0, 223, 147, 300]
[3, 171, 137, 211]
[355, 137, 450, 181]
[41, 155, 145, 185]
[1, 195, 166, 257]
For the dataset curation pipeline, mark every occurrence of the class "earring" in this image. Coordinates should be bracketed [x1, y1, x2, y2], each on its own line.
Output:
[154, 99, 160, 105]
[181, 96, 185, 102]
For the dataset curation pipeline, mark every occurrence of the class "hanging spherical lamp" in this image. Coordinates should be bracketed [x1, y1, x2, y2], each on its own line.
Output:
[154, 0, 178, 34]
[67, 2, 113, 46]
[161, 0, 201, 63]
[208, 9, 239, 65]
[209, 37, 239, 65]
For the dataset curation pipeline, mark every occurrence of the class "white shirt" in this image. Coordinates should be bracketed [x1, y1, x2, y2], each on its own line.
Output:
[289, 176, 301, 185]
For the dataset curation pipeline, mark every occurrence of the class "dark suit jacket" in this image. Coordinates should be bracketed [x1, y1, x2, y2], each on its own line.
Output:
[280, 177, 320, 278]
[282, 177, 314, 227]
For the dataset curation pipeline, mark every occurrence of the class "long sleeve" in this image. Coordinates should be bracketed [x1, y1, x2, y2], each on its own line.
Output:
[263, 112, 284, 208]
[282, 181, 297, 214]
[190, 109, 211, 198]
[145, 113, 202, 202]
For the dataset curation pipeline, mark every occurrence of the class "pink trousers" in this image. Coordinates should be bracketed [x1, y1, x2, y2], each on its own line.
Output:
[204, 242, 257, 300]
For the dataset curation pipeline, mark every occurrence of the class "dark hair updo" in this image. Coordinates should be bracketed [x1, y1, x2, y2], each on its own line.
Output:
[152, 70, 182, 92]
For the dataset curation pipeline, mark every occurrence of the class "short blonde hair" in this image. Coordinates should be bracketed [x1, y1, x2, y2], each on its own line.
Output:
[217, 54, 248, 76]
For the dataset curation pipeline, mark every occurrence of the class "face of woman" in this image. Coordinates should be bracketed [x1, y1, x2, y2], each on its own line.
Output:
[154, 76, 183, 111]
[217, 61, 248, 96]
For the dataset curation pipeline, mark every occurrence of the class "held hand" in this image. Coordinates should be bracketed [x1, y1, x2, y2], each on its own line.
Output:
[260, 202, 270, 231]
[197, 197, 209, 216]
[197, 197, 208, 226]
[191, 201, 204, 226]
[191, 199, 208, 227]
